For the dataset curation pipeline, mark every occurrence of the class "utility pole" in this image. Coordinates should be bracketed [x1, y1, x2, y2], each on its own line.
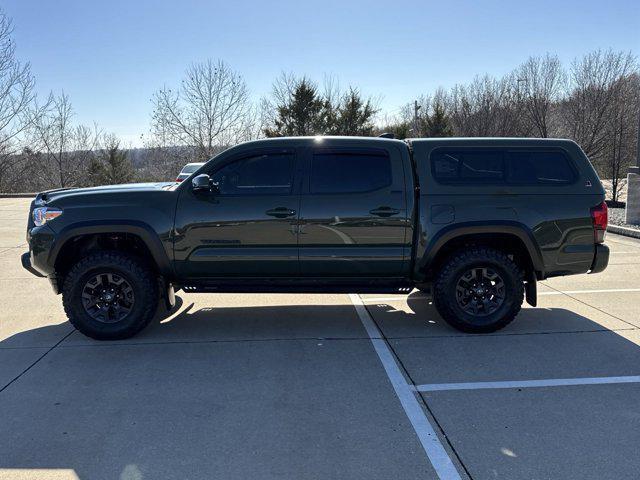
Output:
[630, 106, 640, 175]
[413, 100, 421, 138]
[517, 78, 526, 103]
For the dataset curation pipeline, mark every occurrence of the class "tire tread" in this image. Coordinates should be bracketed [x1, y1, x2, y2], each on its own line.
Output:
[62, 251, 157, 340]
[433, 247, 524, 333]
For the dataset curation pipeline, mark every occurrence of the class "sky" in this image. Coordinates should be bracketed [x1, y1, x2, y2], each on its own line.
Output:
[4, 0, 639, 147]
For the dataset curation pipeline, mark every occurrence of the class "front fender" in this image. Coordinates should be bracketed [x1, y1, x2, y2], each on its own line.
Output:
[49, 220, 174, 277]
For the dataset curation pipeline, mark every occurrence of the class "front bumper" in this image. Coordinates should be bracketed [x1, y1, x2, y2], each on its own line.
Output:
[21, 252, 45, 277]
[22, 250, 61, 293]
[589, 244, 610, 274]
[23, 223, 60, 292]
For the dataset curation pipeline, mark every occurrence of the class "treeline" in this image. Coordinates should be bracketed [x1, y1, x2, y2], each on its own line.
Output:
[382, 52, 640, 201]
[0, 8, 638, 201]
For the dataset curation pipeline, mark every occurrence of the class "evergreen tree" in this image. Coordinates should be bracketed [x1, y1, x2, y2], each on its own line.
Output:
[263, 77, 378, 137]
[86, 157, 105, 186]
[424, 102, 453, 137]
[329, 88, 377, 135]
[264, 78, 327, 137]
[89, 135, 135, 186]
[387, 121, 412, 140]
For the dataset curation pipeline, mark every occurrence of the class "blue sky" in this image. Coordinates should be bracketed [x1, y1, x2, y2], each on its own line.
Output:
[4, 0, 639, 146]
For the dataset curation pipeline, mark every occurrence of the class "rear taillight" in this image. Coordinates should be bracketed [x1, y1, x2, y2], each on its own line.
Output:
[590, 201, 608, 243]
[176, 177, 183, 183]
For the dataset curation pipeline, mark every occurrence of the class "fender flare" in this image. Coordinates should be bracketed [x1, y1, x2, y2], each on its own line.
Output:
[49, 220, 174, 277]
[417, 221, 545, 278]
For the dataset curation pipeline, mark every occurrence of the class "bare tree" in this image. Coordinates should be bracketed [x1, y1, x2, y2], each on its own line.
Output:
[0, 9, 37, 190]
[560, 50, 637, 158]
[378, 50, 639, 203]
[150, 59, 251, 162]
[447, 75, 525, 137]
[29, 92, 99, 188]
[515, 54, 565, 137]
[602, 73, 640, 202]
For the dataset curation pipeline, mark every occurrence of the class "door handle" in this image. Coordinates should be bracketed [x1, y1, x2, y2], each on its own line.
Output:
[266, 207, 296, 218]
[369, 206, 400, 217]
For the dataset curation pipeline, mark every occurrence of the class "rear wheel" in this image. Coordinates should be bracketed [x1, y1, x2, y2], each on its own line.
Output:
[433, 247, 524, 333]
[62, 251, 158, 340]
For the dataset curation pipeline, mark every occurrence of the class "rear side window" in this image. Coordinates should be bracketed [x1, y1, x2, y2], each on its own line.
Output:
[506, 151, 576, 184]
[431, 148, 576, 185]
[432, 150, 504, 183]
[311, 150, 392, 193]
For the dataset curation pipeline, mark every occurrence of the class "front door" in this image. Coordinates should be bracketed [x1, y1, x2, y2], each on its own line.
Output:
[174, 148, 300, 279]
[298, 145, 409, 277]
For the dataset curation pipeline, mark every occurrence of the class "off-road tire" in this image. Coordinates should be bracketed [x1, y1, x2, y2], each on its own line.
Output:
[433, 247, 524, 333]
[62, 251, 158, 340]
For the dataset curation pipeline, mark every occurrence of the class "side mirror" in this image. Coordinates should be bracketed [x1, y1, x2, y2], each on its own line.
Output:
[192, 174, 212, 192]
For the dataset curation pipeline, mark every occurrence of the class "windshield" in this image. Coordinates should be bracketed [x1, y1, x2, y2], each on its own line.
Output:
[182, 164, 203, 174]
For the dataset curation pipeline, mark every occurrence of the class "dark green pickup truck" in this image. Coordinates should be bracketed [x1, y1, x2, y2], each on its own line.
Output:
[22, 136, 609, 340]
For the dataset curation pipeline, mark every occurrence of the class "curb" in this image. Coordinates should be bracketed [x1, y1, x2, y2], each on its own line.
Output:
[608, 224, 640, 239]
[0, 193, 36, 198]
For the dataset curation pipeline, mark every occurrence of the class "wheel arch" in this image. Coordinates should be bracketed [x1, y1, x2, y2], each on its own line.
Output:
[50, 221, 173, 285]
[416, 222, 544, 282]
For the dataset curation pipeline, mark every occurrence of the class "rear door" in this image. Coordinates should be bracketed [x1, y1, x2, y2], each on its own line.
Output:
[298, 144, 409, 277]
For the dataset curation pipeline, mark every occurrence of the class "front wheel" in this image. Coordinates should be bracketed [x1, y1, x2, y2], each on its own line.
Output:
[433, 247, 524, 333]
[62, 251, 158, 340]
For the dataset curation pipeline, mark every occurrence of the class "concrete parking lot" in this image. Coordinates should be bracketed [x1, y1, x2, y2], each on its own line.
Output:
[1, 197, 640, 480]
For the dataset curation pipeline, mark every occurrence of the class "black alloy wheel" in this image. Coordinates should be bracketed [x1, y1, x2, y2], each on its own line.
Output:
[433, 247, 524, 333]
[81, 272, 135, 323]
[62, 251, 158, 340]
[454, 267, 505, 316]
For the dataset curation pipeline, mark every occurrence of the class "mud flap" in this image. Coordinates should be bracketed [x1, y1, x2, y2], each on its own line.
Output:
[525, 277, 537, 307]
[159, 278, 176, 310]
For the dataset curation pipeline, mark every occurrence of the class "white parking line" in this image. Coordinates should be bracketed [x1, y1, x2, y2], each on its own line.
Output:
[414, 375, 640, 392]
[361, 295, 426, 302]
[607, 238, 640, 248]
[539, 288, 640, 295]
[349, 294, 462, 480]
[361, 288, 640, 303]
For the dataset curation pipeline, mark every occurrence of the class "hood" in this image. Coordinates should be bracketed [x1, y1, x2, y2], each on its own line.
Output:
[37, 182, 176, 204]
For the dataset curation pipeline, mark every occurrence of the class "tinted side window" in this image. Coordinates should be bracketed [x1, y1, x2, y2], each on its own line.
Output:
[432, 150, 505, 183]
[506, 151, 576, 184]
[212, 152, 294, 195]
[311, 150, 392, 194]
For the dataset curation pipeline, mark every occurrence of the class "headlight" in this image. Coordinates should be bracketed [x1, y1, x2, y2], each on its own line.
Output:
[33, 207, 63, 227]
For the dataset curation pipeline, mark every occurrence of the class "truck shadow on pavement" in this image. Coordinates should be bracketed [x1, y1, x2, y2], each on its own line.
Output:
[140, 291, 632, 341]
[1, 292, 640, 479]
